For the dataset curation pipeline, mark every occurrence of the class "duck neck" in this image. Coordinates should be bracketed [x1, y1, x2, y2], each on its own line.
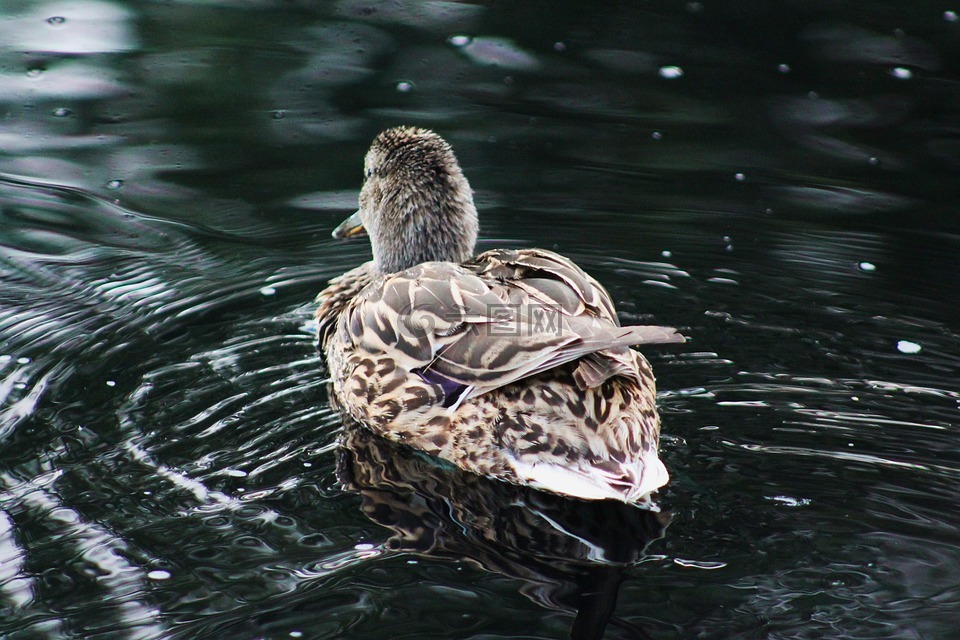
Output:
[371, 184, 478, 274]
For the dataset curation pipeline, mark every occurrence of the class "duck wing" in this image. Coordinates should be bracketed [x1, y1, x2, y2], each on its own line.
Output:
[339, 249, 683, 402]
[316, 262, 376, 351]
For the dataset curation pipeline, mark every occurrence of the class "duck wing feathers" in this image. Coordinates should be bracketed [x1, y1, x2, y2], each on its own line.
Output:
[338, 249, 683, 401]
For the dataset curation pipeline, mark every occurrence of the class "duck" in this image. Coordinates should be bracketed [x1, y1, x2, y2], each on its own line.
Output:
[315, 126, 684, 504]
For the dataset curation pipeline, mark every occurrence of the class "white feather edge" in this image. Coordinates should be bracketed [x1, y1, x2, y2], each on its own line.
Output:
[507, 448, 669, 504]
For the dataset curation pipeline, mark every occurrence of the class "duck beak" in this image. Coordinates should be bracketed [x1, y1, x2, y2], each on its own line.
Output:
[332, 210, 367, 239]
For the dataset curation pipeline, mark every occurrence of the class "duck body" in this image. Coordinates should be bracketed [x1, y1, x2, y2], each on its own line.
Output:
[316, 127, 682, 504]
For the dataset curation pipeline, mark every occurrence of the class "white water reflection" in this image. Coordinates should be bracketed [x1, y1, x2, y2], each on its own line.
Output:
[0, 0, 137, 54]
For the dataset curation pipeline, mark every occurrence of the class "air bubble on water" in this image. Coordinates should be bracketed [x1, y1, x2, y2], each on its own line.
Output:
[290, 633, 303, 639]
[897, 340, 921, 354]
[777, 63, 791, 73]
[17, 357, 31, 364]
[395, 81, 414, 93]
[945, 10, 959, 22]
[52, 107, 72, 117]
[661, 250, 672, 258]
[890, 67, 913, 80]
[651, 131, 663, 140]
[47, 16, 66, 26]
[26, 68, 43, 78]
[553, 42, 566, 52]
[271, 110, 287, 120]
[105, 179, 124, 190]
[355, 543, 375, 551]
[868, 156, 879, 166]
[658, 65, 684, 79]
[448, 35, 471, 47]
[260, 286, 277, 296]
[858, 261, 876, 272]
[685, 2, 704, 13]
[106, 380, 116, 387]
[734, 172, 745, 181]
[147, 570, 172, 580]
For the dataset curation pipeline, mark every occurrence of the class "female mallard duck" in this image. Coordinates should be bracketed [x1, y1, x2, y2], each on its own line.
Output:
[316, 127, 683, 504]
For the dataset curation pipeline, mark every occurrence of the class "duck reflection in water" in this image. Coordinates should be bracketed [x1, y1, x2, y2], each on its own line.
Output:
[337, 421, 670, 640]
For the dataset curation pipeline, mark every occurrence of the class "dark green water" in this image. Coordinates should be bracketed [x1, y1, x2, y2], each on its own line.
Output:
[2, 1, 960, 638]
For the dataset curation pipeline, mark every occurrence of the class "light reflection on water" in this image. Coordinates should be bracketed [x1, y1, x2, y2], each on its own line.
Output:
[1, 0, 960, 638]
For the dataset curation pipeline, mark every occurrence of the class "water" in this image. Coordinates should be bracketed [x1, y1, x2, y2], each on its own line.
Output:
[1, 1, 959, 638]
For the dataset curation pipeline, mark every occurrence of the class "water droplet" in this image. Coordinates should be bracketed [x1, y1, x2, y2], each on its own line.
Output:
[26, 68, 43, 79]
[734, 172, 746, 181]
[651, 131, 663, 140]
[147, 570, 172, 580]
[658, 65, 684, 79]
[661, 249, 672, 258]
[260, 286, 276, 296]
[105, 179, 124, 190]
[897, 340, 921, 354]
[47, 16, 66, 26]
[553, 42, 566, 52]
[868, 156, 879, 166]
[858, 261, 876, 272]
[106, 380, 116, 387]
[890, 67, 913, 80]
[395, 80, 414, 93]
[271, 110, 287, 120]
[448, 35, 471, 47]
[945, 10, 959, 22]
[52, 107, 72, 117]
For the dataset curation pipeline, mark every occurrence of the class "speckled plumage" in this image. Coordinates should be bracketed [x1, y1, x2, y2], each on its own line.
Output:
[316, 127, 683, 504]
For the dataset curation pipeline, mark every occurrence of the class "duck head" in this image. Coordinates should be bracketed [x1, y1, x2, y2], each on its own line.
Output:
[334, 127, 479, 275]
